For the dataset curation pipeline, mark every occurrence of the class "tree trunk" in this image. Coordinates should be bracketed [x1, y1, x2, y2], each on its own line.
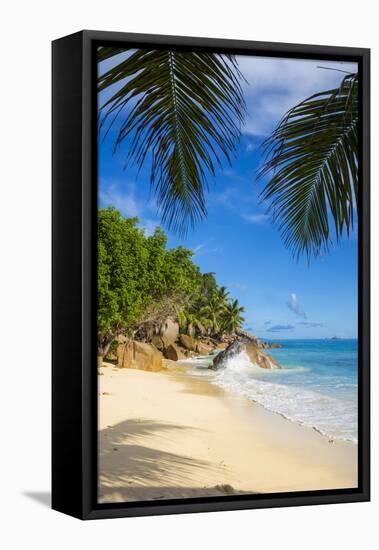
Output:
[97, 335, 116, 367]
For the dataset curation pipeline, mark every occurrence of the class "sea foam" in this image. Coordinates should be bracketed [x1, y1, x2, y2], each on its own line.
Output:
[186, 348, 357, 443]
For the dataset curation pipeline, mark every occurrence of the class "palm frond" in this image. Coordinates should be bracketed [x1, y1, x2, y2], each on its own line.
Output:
[98, 48, 246, 234]
[258, 73, 358, 260]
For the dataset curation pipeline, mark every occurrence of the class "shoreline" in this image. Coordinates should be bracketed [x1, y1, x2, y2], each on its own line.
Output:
[172, 360, 357, 443]
[98, 364, 357, 503]
[177, 353, 358, 445]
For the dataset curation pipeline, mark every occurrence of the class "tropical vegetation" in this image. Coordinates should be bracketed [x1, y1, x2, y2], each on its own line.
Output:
[98, 48, 246, 235]
[97, 53, 358, 358]
[259, 72, 358, 260]
[98, 48, 358, 260]
[98, 207, 245, 358]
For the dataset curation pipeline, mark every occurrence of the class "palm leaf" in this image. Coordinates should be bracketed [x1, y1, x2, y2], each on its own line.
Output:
[98, 48, 246, 234]
[258, 73, 358, 260]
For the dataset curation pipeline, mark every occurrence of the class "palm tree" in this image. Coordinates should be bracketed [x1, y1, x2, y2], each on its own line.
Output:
[175, 306, 209, 337]
[185, 311, 206, 337]
[201, 272, 218, 299]
[259, 72, 358, 260]
[200, 297, 226, 335]
[221, 299, 245, 334]
[216, 286, 230, 305]
[175, 306, 188, 333]
[99, 49, 358, 260]
[98, 48, 246, 234]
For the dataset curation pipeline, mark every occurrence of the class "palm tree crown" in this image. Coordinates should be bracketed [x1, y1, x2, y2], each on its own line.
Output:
[259, 72, 358, 260]
[99, 49, 358, 262]
[221, 299, 245, 334]
[200, 297, 226, 334]
[98, 48, 246, 234]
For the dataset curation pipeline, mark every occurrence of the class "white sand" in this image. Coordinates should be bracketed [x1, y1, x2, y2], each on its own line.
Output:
[98, 366, 358, 503]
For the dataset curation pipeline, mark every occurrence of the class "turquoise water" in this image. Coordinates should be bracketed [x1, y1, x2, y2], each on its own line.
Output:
[265, 339, 357, 401]
[186, 339, 358, 442]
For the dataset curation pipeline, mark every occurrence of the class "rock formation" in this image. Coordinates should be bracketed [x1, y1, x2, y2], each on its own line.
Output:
[211, 340, 245, 370]
[113, 325, 281, 372]
[159, 318, 179, 342]
[258, 340, 283, 349]
[117, 341, 163, 371]
[179, 334, 197, 351]
[244, 342, 281, 369]
[210, 336, 281, 370]
[163, 343, 185, 361]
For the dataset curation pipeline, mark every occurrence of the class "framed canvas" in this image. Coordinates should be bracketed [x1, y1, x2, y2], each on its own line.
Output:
[52, 30, 370, 520]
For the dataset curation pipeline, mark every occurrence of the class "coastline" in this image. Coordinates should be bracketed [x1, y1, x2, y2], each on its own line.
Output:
[98, 364, 358, 503]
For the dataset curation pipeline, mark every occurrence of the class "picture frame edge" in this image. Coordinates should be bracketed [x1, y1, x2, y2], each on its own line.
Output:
[52, 30, 371, 521]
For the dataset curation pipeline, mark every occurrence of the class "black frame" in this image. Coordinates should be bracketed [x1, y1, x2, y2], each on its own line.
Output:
[52, 30, 370, 520]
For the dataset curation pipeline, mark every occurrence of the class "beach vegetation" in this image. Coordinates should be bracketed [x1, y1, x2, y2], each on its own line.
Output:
[97, 207, 245, 358]
[221, 299, 246, 334]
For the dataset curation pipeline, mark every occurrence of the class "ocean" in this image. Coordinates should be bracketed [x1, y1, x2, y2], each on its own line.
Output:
[184, 339, 358, 443]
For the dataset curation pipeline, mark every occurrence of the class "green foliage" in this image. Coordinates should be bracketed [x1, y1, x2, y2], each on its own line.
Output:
[164, 246, 203, 297]
[98, 50, 357, 264]
[200, 297, 227, 334]
[259, 73, 358, 260]
[178, 277, 244, 338]
[98, 48, 246, 235]
[221, 299, 245, 334]
[98, 208, 150, 349]
[98, 207, 245, 352]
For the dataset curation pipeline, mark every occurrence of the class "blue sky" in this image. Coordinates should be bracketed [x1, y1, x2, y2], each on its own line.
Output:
[98, 52, 358, 339]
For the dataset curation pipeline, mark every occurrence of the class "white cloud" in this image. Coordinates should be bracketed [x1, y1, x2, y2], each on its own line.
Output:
[193, 242, 222, 256]
[193, 243, 206, 254]
[267, 324, 294, 332]
[297, 321, 324, 328]
[210, 186, 242, 209]
[99, 180, 139, 218]
[287, 293, 307, 319]
[139, 218, 159, 236]
[210, 179, 259, 210]
[99, 51, 357, 141]
[236, 56, 358, 137]
[242, 213, 268, 224]
[245, 142, 257, 153]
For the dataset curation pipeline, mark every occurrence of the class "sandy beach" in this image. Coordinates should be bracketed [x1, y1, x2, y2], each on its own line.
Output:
[98, 363, 358, 503]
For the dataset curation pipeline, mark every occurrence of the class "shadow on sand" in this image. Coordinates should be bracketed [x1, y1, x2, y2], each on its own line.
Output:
[98, 418, 257, 503]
